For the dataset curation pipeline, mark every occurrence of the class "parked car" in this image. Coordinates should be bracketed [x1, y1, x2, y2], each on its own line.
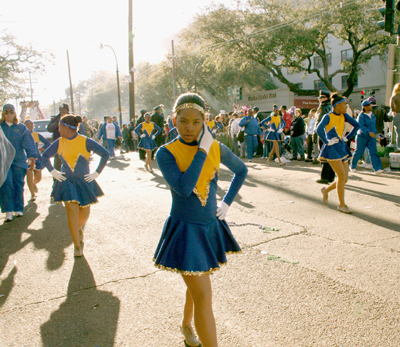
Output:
[33, 119, 53, 142]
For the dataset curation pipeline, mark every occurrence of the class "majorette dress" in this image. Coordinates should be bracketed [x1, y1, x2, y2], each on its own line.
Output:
[260, 115, 286, 141]
[154, 137, 248, 275]
[315, 112, 359, 162]
[30, 132, 50, 170]
[42, 133, 110, 207]
[134, 121, 162, 151]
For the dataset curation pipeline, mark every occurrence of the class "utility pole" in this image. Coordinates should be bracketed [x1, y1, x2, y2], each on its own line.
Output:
[129, 0, 135, 122]
[66, 50, 75, 113]
[171, 40, 177, 102]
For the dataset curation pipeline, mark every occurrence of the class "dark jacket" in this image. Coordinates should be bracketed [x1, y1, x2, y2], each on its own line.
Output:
[317, 100, 332, 123]
[135, 115, 145, 127]
[290, 116, 305, 137]
[371, 105, 392, 134]
[151, 112, 164, 130]
[47, 114, 61, 141]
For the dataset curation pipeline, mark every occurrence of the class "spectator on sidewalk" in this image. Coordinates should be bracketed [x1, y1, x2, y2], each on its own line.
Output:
[305, 109, 317, 162]
[281, 105, 292, 135]
[239, 108, 262, 162]
[290, 108, 306, 161]
[390, 83, 400, 151]
[230, 112, 241, 156]
[97, 116, 122, 159]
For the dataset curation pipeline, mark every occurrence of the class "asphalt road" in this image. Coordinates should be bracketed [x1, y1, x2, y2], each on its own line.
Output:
[1, 151, 400, 346]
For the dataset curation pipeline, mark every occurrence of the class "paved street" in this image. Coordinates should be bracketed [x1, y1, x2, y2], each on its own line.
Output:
[1, 152, 400, 347]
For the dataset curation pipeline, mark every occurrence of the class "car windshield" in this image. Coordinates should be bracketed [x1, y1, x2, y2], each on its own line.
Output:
[34, 121, 49, 132]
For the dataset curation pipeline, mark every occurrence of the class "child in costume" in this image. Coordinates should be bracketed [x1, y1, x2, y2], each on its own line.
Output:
[315, 93, 359, 214]
[134, 112, 162, 173]
[260, 105, 286, 165]
[24, 120, 51, 201]
[42, 114, 109, 257]
[154, 93, 248, 347]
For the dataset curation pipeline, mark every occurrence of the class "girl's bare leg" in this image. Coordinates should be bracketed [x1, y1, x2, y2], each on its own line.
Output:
[146, 150, 153, 170]
[182, 288, 194, 327]
[274, 141, 282, 163]
[34, 170, 42, 185]
[182, 274, 218, 347]
[78, 206, 90, 230]
[26, 169, 35, 197]
[267, 142, 275, 163]
[64, 202, 81, 248]
[327, 160, 348, 207]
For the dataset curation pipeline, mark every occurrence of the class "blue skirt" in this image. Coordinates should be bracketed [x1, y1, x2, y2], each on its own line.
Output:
[266, 131, 282, 142]
[318, 140, 352, 162]
[153, 216, 241, 276]
[138, 137, 157, 150]
[51, 178, 104, 207]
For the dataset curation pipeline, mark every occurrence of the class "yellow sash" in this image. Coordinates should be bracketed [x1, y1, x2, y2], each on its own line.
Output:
[165, 139, 220, 206]
[31, 132, 40, 144]
[206, 120, 215, 130]
[325, 113, 345, 139]
[58, 135, 90, 171]
[142, 122, 154, 135]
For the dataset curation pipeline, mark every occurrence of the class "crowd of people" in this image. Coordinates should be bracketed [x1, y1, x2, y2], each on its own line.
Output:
[1, 85, 400, 347]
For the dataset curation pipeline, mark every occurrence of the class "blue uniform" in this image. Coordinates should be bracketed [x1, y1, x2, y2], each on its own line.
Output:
[168, 127, 178, 141]
[239, 116, 262, 160]
[0, 122, 36, 213]
[42, 134, 109, 207]
[154, 137, 247, 275]
[316, 112, 359, 162]
[260, 115, 286, 141]
[351, 112, 382, 171]
[97, 122, 122, 157]
[134, 121, 162, 150]
[30, 132, 51, 170]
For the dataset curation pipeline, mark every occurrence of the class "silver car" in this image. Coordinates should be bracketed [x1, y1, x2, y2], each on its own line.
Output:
[33, 119, 53, 142]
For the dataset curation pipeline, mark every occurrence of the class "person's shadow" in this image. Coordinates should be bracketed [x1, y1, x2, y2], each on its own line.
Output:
[40, 257, 120, 347]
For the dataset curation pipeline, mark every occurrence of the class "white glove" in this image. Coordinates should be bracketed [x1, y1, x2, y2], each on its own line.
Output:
[216, 201, 229, 220]
[212, 129, 217, 134]
[151, 135, 156, 140]
[268, 129, 275, 132]
[140, 134, 146, 138]
[277, 128, 283, 133]
[327, 138, 339, 146]
[342, 136, 348, 142]
[198, 123, 214, 154]
[50, 169, 66, 182]
[84, 172, 100, 182]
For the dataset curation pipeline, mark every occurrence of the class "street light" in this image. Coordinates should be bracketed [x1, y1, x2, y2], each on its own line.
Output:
[100, 43, 123, 126]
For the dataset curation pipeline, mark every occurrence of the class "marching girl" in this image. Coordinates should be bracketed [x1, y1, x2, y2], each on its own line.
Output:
[42, 114, 109, 257]
[134, 112, 162, 173]
[154, 93, 247, 347]
[315, 93, 359, 214]
[0, 104, 36, 222]
[260, 105, 286, 165]
[206, 113, 223, 138]
[24, 120, 51, 201]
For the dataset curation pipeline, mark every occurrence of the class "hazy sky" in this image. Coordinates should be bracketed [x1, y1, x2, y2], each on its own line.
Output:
[2, 0, 235, 107]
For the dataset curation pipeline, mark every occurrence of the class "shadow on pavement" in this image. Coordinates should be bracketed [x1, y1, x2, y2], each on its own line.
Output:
[40, 257, 120, 347]
[107, 159, 130, 171]
[346, 185, 400, 205]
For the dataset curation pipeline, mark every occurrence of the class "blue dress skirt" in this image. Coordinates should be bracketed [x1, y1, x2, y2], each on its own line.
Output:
[318, 128, 352, 162]
[137, 136, 157, 151]
[266, 130, 283, 142]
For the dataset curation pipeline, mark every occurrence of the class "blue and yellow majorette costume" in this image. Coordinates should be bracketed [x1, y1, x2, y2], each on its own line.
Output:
[30, 132, 51, 170]
[42, 133, 110, 207]
[154, 136, 248, 275]
[168, 127, 178, 142]
[315, 112, 359, 162]
[260, 114, 286, 141]
[134, 121, 162, 150]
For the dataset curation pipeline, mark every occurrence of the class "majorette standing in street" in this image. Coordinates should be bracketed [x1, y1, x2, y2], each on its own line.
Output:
[154, 93, 247, 347]
[0, 104, 36, 222]
[134, 112, 162, 173]
[260, 105, 286, 165]
[350, 100, 384, 174]
[315, 93, 360, 214]
[24, 119, 51, 201]
[42, 114, 109, 257]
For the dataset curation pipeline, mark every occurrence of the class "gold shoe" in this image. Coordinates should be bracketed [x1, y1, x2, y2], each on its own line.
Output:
[338, 205, 352, 214]
[180, 325, 200, 347]
[74, 246, 83, 257]
[321, 187, 328, 205]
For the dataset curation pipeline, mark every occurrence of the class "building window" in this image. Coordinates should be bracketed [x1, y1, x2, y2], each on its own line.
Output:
[314, 78, 332, 90]
[313, 54, 332, 68]
[341, 75, 358, 89]
[341, 49, 353, 62]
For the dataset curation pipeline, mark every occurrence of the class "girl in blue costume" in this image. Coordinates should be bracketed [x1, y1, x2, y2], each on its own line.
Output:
[24, 120, 51, 201]
[260, 105, 286, 165]
[0, 104, 36, 222]
[154, 93, 247, 347]
[134, 112, 162, 173]
[315, 93, 359, 214]
[42, 115, 109, 257]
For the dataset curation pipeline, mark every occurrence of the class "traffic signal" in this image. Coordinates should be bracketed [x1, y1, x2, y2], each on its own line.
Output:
[361, 90, 366, 100]
[378, 0, 395, 34]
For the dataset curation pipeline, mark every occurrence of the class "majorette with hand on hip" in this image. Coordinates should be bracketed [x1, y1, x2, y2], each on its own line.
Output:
[154, 92, 248, 347]
[315, 93, 360, 214]
[42, 114, 109, 257]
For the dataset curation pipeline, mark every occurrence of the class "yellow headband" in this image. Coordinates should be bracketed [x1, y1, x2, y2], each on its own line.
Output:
[174, 103, 205, 115]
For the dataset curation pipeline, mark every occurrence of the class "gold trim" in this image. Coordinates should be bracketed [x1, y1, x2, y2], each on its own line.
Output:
[193, 166, 217, 207]
[51, 194, 104, 208]
[174, 103, 205, 115]
[153, 250, 241, 276]
[137, 146, 158, 151]
[318, 154, 351, 163]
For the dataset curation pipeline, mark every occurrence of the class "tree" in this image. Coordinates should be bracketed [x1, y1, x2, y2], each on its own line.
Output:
[0, 31, 50, 104]
[180, 0, 393, 97]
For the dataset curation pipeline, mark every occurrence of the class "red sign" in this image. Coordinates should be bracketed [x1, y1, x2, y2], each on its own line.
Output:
[294, 98, 320, 109]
